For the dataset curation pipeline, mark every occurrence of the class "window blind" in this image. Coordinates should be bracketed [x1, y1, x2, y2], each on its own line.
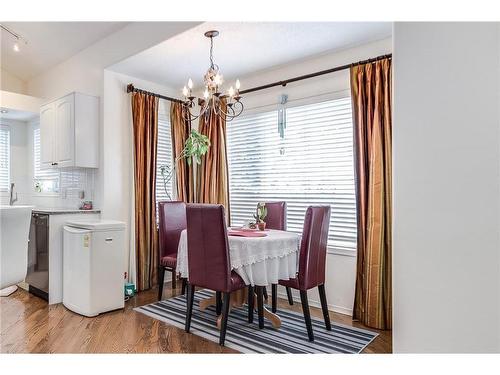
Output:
[227, 97, 357, 253]
[156, 114, 174, 204]
[0, 127, 10, 191]
[34, 127, 60, 193]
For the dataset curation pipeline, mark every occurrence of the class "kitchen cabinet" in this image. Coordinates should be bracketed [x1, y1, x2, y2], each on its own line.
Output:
[40, 92, 99, 169]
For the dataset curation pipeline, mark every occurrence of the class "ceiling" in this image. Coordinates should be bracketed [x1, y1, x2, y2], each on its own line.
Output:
[110, 22, 392, 90]
[0, 107, 37, 121]
[1, 22, 128, 81]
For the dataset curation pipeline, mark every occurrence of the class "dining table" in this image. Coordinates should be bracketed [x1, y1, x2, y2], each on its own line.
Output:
[176, 228, 301, 329]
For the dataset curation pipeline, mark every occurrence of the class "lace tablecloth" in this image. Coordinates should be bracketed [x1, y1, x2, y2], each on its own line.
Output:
[176, 229, 301, 286]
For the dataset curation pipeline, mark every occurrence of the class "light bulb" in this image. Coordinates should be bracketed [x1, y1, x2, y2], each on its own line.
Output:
[228, 86, 235, 98]
[235, 79, 241, 90]
[214, 74, 222, 85]
[203, 88, 209, 99]
[182, 86, 189, 97]
[13, 43, 20, 52]
[187, 78, 193, 89]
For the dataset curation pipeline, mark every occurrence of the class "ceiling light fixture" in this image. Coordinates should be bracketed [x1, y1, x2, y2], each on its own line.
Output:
[182, 30, 243, 122]
[1, 109, 9, 114]
[0, 24, 27, 53]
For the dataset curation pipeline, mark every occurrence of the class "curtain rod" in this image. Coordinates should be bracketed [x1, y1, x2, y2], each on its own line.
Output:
[126, 53, 391, 102]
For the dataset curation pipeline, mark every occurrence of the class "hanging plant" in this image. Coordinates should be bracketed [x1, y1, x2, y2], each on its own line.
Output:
[158, 130, 210, 200]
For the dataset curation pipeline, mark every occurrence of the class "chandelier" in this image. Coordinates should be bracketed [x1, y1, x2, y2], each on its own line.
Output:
[181, 30, 243, 122]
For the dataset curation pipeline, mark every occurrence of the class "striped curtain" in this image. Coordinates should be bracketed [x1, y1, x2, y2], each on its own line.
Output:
[170, 102, 195, 202]
[131, 92, 159, 291]
[350, 58, 392, 330]
[197, 98, 230, 222]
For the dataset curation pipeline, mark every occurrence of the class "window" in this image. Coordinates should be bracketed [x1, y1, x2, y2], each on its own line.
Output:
[34, 127, 60, 193]
[156, 114, 174, 205]
[227, 96, 357, 253]
[0, 126, 10, 191]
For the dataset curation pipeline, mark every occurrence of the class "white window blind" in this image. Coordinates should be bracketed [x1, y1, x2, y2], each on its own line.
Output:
[156, 114, 174, 204]
[227, 97, 357, 253]
[0, 127, 10, 191]
[34, 127, 60, 193]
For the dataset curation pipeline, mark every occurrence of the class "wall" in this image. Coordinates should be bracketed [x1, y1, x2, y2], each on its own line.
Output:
[393, 22, 500, 353]
[0, 68, 27, 94]
[26, 22, 200, 212]
[0, 90, 43, 113]
[103, 70, 176, 285]
[232, 37, 392, 315]
[0, 119, 30, 205]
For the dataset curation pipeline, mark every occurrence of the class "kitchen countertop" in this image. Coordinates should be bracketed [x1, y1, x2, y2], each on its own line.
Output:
[32, 207, 101, 215]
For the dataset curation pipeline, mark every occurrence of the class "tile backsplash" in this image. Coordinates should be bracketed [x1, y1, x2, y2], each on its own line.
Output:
[31, 168, 97, 209]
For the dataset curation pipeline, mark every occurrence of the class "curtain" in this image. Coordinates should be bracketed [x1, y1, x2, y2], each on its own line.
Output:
[170, 102, 195, 202]
[131, 92, 159, 292]
[197, 98, 230, 221]
[350, 58, 392, 330]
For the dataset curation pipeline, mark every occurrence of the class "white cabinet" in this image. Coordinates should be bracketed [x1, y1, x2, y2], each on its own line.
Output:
[40, 92, 99, 168]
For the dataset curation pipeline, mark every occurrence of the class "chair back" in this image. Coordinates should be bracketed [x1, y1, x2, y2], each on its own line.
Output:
[261, 201, 287, 230]
[297, 206, 331, 290]
[186, 204, 231, 292]
[158, 201, 186, 260]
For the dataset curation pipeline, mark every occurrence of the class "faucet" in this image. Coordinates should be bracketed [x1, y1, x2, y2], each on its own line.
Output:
[9, 182, 18, 206]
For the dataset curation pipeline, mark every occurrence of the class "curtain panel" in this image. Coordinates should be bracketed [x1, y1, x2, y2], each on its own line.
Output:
[131, 92, 159, 292]
[350, 58, 392, 330]
[196, 99, 231, 222]
[170, 102, 195, 203]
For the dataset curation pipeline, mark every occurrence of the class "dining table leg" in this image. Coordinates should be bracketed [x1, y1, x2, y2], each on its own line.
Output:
[198, 288, 281, 330]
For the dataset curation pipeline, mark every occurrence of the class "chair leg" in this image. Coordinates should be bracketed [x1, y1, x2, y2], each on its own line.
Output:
[286, 286, 294, 305]
[216, 291, 222, 315]
[185, 284, 195, 333]
[171, 269, 177, 289]
[181, 278, 187, 295]
[318, 284, 332, 331]
[299, 290, 314, 342]
[256, 286, 264, 329]
[219, 292, 231, 346]
[158, 266, 165, 301]
[271, 284, 277, 313]
[263, 286, 268, 300]
[248, 286, 254, 323]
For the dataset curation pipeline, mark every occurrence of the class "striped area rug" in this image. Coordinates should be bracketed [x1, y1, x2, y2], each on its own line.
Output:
[135, 289, 378, 353]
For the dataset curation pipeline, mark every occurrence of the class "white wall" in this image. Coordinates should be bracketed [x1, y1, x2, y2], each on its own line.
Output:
[103, 70, 177, 285]
[393, 22, 500, 353]
[0, 119, 30, 205]
[232, 37, 392, 315]
[0, 68, 27, 94]
[26, 22, 200, 212]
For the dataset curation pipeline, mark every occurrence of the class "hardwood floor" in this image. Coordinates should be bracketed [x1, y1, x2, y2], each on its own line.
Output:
[0, 284, 392, 353]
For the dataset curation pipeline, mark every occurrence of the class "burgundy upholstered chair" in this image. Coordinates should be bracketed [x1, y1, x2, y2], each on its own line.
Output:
[273, 206, 332, 341]
[185, 204, 247, 346]
[158, 201, 187, 300]
[257, 202, 294, 307]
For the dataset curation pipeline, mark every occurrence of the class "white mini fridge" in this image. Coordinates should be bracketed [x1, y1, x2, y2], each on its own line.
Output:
[63, 220, 126, 317]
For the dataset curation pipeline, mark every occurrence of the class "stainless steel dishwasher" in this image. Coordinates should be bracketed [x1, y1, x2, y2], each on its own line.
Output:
[26, 213, 49, 300]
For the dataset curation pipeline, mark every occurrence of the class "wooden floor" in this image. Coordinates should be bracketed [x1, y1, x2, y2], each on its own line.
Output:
[0, 284, 392, 353]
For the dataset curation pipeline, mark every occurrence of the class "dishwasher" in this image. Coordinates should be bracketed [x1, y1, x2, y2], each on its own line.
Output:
[26, 213, 49, 300]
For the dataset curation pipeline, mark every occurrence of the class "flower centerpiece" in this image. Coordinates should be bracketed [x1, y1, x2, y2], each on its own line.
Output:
[253, 202, 268, 231]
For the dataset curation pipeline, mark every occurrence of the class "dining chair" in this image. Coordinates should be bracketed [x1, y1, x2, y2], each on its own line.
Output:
[185, 204, 248, 346]
[259, 201, 294, 307]
[158, 201, 187, 301]
[272, 205, 332, 341]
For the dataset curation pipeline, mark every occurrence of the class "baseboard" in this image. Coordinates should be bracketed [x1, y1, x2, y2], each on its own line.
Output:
[277, 291, 353, 316]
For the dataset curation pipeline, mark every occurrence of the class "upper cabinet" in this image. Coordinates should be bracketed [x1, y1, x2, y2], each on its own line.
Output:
[40, 92, 99, 169]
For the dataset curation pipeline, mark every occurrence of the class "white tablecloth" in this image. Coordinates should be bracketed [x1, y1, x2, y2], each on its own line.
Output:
[176, 229, 301, 286]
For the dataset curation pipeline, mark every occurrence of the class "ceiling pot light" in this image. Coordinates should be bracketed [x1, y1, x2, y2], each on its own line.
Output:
[1, 109, 9, 114]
